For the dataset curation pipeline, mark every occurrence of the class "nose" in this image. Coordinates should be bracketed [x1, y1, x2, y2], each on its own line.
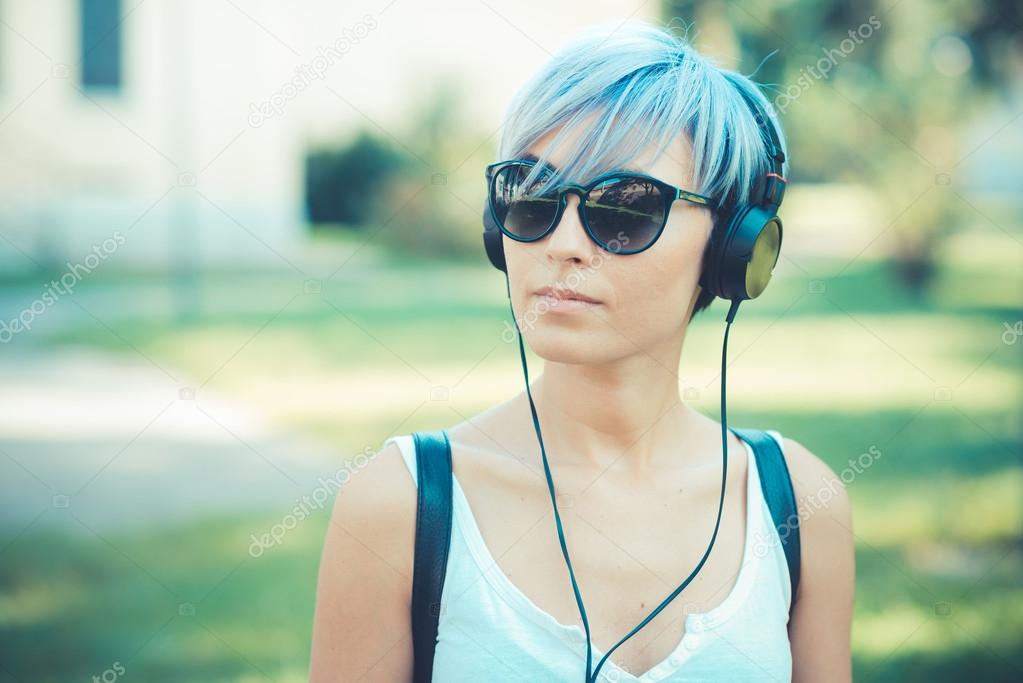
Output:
[543, 191, 596, 266]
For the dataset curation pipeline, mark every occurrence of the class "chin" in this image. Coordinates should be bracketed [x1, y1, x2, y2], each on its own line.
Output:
[522, 326, 613, 365]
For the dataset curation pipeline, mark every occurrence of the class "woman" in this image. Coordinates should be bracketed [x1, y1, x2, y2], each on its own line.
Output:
[310, 20, 854, 683]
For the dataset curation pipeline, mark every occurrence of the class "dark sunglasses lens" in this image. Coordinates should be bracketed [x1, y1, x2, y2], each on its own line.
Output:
[491, 164, 558, 240]
[586, 178, 667, 253]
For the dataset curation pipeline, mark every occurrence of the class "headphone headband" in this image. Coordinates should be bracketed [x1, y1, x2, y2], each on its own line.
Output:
[733, 85, 787, 214]
[695, 83, 787, 305]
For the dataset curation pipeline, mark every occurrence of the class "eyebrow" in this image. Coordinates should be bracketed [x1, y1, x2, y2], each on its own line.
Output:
[521, 152, 644, 175]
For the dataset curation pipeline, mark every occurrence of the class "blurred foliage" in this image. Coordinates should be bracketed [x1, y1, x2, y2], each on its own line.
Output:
[304, 75, 491, 259]
[303, 0, 1022, 295]
[304, 131, 404, 226]
[662, 0, 1023, 294]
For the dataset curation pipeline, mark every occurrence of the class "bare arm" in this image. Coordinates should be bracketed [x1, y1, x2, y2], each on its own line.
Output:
[783, 437, 856, 683]
[309, 442, 416, 682]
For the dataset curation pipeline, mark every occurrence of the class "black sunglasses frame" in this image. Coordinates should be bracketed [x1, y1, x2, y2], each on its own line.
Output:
[485, 158, 717, 256]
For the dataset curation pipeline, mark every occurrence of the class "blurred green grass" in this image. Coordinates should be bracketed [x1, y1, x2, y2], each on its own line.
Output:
[1, 227, 1020, 682]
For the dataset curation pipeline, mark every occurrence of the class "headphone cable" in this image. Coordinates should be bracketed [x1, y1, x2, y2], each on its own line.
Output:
[507, 276, 742, 682]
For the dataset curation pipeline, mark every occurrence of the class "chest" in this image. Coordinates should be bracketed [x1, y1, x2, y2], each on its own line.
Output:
[452, 457, 752, 676]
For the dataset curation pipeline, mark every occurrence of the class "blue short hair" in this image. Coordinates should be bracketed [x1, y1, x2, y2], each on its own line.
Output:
[495, 20, 788, 318]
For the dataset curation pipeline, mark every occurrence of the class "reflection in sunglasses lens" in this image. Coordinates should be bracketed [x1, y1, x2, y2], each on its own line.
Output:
[491, 164, 667, 252]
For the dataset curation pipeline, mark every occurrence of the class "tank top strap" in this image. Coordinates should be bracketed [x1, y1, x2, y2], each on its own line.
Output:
[383, 435, 419, 487]
[764, 428, 784, 450]
[753, 428, 795, 610]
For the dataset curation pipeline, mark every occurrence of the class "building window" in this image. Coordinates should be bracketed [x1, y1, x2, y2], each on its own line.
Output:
[80, 0, 122, 89]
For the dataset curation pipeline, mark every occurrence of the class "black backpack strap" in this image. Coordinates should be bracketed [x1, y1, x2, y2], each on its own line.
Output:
[731, 427, 802, 614]
[410, 430, 454, 683]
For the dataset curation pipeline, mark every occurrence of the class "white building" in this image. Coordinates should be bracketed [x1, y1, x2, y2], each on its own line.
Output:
[0, 0, 307, 272]
[0, 0, 658, 272]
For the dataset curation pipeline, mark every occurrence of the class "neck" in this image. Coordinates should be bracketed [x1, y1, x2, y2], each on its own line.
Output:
[524, 329, 703, 477]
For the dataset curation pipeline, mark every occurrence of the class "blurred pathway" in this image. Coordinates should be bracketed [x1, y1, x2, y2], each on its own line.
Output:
[0, 345, 346, 537]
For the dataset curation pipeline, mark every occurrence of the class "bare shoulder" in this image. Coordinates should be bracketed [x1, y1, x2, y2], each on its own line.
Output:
[780, 435, 854, 533]
[779, 436, 856, 681]
[323, 438, 418, 576]
[309, 439, 417, 682]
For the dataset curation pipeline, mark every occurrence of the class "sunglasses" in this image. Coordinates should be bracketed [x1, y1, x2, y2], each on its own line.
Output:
[485, 158, 716, 255]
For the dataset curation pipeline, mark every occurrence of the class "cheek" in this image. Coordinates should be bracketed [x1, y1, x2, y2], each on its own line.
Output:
[504, 239, 539, 300]
[607, 260, 687, 337]
[613, 214, 710, 316]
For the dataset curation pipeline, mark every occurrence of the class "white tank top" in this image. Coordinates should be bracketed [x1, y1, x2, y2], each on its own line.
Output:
[384, 430, 793, 682]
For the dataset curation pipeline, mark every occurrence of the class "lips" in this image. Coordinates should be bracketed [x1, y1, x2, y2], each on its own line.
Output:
[533, 286, 601, 304]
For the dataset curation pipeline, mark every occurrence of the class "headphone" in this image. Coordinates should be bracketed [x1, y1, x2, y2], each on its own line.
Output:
[482, 86, 786, 310]
[483, 86, 787, 683]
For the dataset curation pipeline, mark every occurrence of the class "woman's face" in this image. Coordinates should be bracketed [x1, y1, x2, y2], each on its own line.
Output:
[503, 127, 714, 365]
